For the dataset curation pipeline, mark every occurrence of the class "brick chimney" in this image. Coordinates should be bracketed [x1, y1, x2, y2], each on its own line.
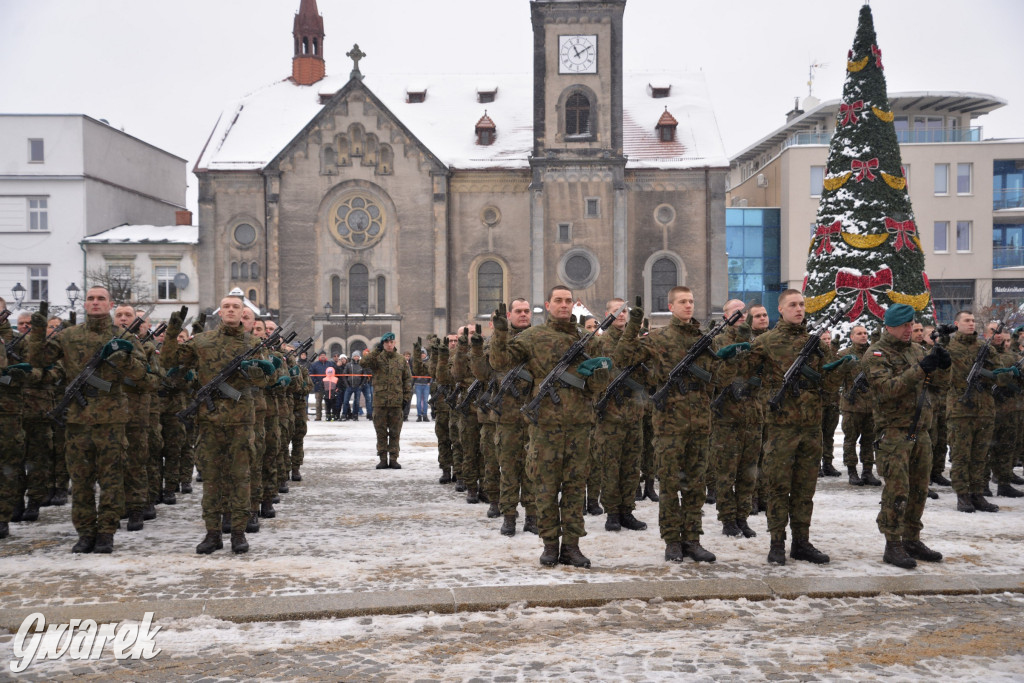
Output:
[292, 0, 325, 86]
[175, 210, 193, 225]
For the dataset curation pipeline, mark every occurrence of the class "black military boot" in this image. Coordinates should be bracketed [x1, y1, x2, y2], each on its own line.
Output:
[246, 511, 260, 533]
[927, 488, 939, 500]
[523, 515, 539, 534]
[705, 485, 717, 506]
[635, 484, 644, 501]
[1010, 472, 1024, 485]
[971, 494, 999, 512]
[291, 469, 302, 481]
[620, 511, 647, 531]
[389, 457, 402, 470]
[93, 533, 114, 554]
[820, 460, 842, 477]
[477, 491, 491, 504]
[0, 522, 8, 539]
[767, 539, 786, 565]
[664, 541, 685, 562]
[195, 531, 222, 554]
[605, 513, 622, 531]
[278, 481, 289, 494]
[997, 483, 1024, 498]
[222, 513, 232, 534]
[848, 466, 864, 486]
[540, 541, 560, 566]
[883, 540, 916, 569]
[40, 488, 55, 507]
[585, 497, 604, 516]
[722, 520, 741, 537]
[195, 471, 203, 482]
[500, 515, 516, 537]
[143, 503, 157, 521]
[50, 488, 68, 505]
[127, 509, 144, 532]
[21, 500, 40, 522]
[861, 467, 882, 486]
[454, 479, 467, 493]
[162, 490, 177, 505]
[903, 539, 942, 562]
[179, 482, 193, 494]
[791, 539, 830, 564]
[643, 478, 660, 502]
[72, 535, 95, 553]
[466, 486, 479, 504]
[272, 494, 281, 504]
[10, 498, 24, 523]
[231, 531, 249, 553]
[736, 518, 757, 538]
[559, 543, 591, 568]
[931, 472, 952, 486]
[487, 502, 500, 518]
[682, 541, 716, 563]
[956, 494, 975, 512]
[375, 454, 388, 470]
[260, 500, 276, 518]
[439, 467, 452, 484]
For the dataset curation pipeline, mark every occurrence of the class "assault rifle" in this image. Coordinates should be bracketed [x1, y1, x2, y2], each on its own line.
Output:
[285, 336, 314, 361]
[4, 330, 28, 362]
[844, 371, 869, 403]
[768, 304, 849, 413]
[960, 321, 1002, 408]
[520, 300, 627, 425]
[650, 309, 743, 411]
[711, 375, 763, 418]
[428, 383, 452, 409]
[487, 361, 530, 416]
[474, 377, 499, 414]
[444, 385, 462, 409]
[455, 379, 484, 415]
[177, 325, 284, 422]
[594, 363, 647, 421]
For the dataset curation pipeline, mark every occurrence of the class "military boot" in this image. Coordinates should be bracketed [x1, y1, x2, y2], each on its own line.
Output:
[10, 498, 24, 522]
[559, 543, 591, 568]
[246, 511, 260, 533]
[278, 481, 289, 494]
[500, 515, 516, 537]
[883, 540, 916, 569]
[791, 539, 830, 564]
[0, 522, 7, 539]
[375, 454, 388, 470]
[260, 500, 276, 518]
[664, 541, 684, 562]
[682, 541, 716, 563]
[179, 482, 193, 494]
[231, 531, 249, 554]
[195, 471, 203, 482]
[635, 484, 643, 501]
[903, 539, 942, 562]
[620, 512, 648, 531]
[50, 488, 68, 506]
[971, 494, 999, 512]
[585, 497, 604, 516]
[539, 541, 560, 566]
[72, 535, 95, 553]
[997, 483, 1024, 498]
[162, 490, 177, 505]
[767, 539, 786, 565]
[40, 488, 55, 507]
[466, 486, 479, 504]
[487, 502, 500, 518]
[523, 515, 539, 534]
[143, 503, 157, 521]
[126, 509, 144, 532]
[722, 520, 741, 537]
[705, 485, 717, 506]
[848, 466, 864, 486]
[21, 500, 40, 522]
[388, 457, 402, 470]
[454, 479, 467, 493]
[861, 467, 882, 486]
[927, 488, 939, 500]
[438, 467, 452, 484]
[291, 469, 302, 481]
[643, 478, 660, 502]
[1010, 472, 1024, 485]
[982, 483, 994, 497]
[477, 491, 490, 504]
[605, 513, 622, 531]
[820, 460, 842, 477]
[93, 533, 114, 554]
[736, 518, 757, 538]
[956, 494, 975, 512]
[931, 472, 952, 486]
[221, 513, 232, 534]
[196, 531, 222, 554]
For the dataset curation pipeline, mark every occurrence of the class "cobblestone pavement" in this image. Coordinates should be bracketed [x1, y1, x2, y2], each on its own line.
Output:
[7, 592, 1024, 680]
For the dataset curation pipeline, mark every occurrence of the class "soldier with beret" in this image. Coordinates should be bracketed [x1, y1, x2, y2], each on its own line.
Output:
[361, 332, 413, 469]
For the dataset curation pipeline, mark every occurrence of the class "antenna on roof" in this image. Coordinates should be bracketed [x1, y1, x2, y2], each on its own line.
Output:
[807, 60, 827, 99]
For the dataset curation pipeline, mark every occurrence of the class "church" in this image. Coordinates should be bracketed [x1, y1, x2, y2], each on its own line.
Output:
[195, 0, 728, 355]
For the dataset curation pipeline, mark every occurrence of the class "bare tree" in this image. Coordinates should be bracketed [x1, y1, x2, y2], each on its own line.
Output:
[85, 267, 153, 306]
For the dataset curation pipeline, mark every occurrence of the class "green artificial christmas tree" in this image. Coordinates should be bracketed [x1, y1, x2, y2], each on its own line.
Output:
[802, 4, 934, 338]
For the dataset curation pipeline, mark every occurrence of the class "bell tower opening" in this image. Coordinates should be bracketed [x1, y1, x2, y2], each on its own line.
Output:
[292, 0, 325, 85]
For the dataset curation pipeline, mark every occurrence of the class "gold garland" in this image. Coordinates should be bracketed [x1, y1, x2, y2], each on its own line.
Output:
[912, 235, 922, 251]
[887, 290, 930, 311]
[841, 232, 889, 249]
[871, 106, 894, 122]
[847, 55, 869, 72]
[804, 290, 837, 313]
[823, 172, 852, 191]
[881, 171, 906, 190]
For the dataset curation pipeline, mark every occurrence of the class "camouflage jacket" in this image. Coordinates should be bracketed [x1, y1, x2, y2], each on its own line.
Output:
[838, 342, 873, 413]
[9, 334, 61, 415]
[918, 341, 951, 401]
[861, 331, 930, 435]
[361, 347, 412, 408]
[491, 317, 602, 428]
[946, 331, 1001, 420]
[991, 347, 1023, 412]
[711, 323, 763, 424]
[591, 325, 645, 424]
[29, 314, 148, 424]
[431, 344, 453, 414]
[471, 326, 530, 424]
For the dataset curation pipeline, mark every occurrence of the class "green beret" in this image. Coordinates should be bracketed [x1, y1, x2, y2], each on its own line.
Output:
[883, 304, 915, 327]
[381, 332, 395, 342]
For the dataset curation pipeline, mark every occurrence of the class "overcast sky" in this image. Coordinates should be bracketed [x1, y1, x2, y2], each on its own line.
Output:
[2, 0, 1021, 213]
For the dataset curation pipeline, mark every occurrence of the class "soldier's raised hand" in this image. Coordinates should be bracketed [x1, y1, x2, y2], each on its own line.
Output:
[492, 302, 508, 332]
[628, 296, 644, 326]
[30, 301, 48, 330]
[471, 324, 483, 347]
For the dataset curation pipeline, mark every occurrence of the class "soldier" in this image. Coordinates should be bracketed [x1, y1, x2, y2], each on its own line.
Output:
[136, 310, 167, 510]
[428, 335, 455, 483]
[922, 324, 952, 487]
[491, 285, 607, 567]
[361, 332, 412, 469]
[452, 326, 483, 499]
[157, 328, 191, 507]
[29, 289, 148, 553]
[744, 289, 851, 565]
[266, 320, 293, 498]
[819, 330, 843, 479]
[839, 325, 881, 486]
[987, 325, 1024, 498]
[468, 326, 502, 517]
[747, 303, 772, 515]
[862, 304, 948, 568]
[162, 295, 273, 554]
[1, 314, 30, 539]
[253, 318, 283, 520]
[290, 348, 311, 482]
[437, 334, 465, 488]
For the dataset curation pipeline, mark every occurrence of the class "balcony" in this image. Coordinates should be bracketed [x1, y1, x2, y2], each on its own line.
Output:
[994, 245, 1024, 269]
[896, 127, 982, 143]
[994, 188, 1024, 211]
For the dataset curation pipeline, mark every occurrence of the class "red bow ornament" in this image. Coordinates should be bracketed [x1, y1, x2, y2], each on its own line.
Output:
[884, 217, 917, 252]
[871, 44, 884, 69]
[814, 221, 842, 255]
[836, 267, 893, 320]
[852, 158, 879, 182]
[840, 100, 864, 125]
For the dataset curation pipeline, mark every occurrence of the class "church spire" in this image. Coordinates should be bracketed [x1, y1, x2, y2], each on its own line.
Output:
[292, 0, 325, 85]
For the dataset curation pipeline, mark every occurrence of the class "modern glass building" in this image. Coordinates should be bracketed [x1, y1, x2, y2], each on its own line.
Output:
[726, 207, 782, 323]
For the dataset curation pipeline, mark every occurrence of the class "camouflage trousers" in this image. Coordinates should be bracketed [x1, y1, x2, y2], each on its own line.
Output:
[764, 423, 822, 542]
[841, 411, 875, 469]
[947, 416, 994, 495]
[526, 422, 590, 544]
[53, 424, 69, 490]
[373, 406, 404, 461]
[654, 426, 709, 543]
[929, 404, 948, 478]
[124, 417, 150, 512]
[713, 418, 760, 523]
[821, 403, 840, 464]
[277, 408, 293, 487]
[196, 420, 253, 533]
[0, 416, 25, 522]
[291, 406, 307, 471]
[65, 422, 127, 537]
[640, 411, 655, 485]
[434, 407, 453, 470]
[160, 412, 185, 494]
[755, 423, 769, 507]
[181, 419, 197, 483]
[251, 409, 267, 507]
[457, 410, 481, 488]
[22, 416, 54, 504]
[586, 423, 603, 505]
[496, 418, 534, 517]
[480, 421, 499, 501]
[448, 410, 463, 480]
[988, 408, 1020, 485]
[875, 428, 932, 541]
[594, 418, 641, 515]
[147, 407, 163, 503]
[263, 414, 280, 502]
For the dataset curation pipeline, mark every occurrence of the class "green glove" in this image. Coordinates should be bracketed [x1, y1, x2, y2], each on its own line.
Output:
[470, 324, 483, 347]
[492, 302, 508, 332]
[242, 359, 275, 376]
[2, 363, 32, 377]
[167, 310, 184, 334]
[715, 342, 750, 359]
[185, 369, 196, 383]
[101, 338, 133, 359]
[577, 357, 613, 377]
[823, 354, 857, 371]
[31, 301, 48, 330]
[628, 298, 644, 326]
[992, 367, 1019, 377]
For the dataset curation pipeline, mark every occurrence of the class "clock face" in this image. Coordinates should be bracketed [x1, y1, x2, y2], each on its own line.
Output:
[558, 35, 597, 74]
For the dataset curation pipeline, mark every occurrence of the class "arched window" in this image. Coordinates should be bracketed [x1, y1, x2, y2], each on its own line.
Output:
[652, 258, 678, 312]
[330, 342, 343, 357]
[250, 262, 259, 279]
[240, 262, 249, 279]
[477, 260, 503, 315]
[349, 263, 368, 312]
[377, 275, 386, 314]
[248, 289, 258, 303]
[566, 93, 591, 136]
[377, 144, 393, 175]
[231, 261, 239, 279]
[331, 276, 341, 313]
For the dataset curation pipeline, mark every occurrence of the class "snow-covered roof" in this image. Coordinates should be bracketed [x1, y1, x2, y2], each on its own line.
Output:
[195, 70, 727, 172]
[81, 224, 198, 245]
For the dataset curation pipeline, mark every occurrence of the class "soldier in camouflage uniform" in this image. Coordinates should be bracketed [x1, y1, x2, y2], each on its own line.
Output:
[43, 315, 71, 507]
[451, 326, 483, 499]
[862, 304, 948, 568]
[266, 321, 293, 497]
[744, 290, 850, 565]
[163, 295, 273, 554]
[986, 325, 1024, 498]
[30, 289, 148, 553]
[253, 318, 283, 520]
[290, 349, 311, 482]
[157, 329, 191, 505]
[819, 330, 842, 479]
[428, 336, 455, 483]
[746, 304, 772, 515]
[238, 307, 267, 532]
[838, 325, 881, 486]
[491, 286, 607, 568]
[1, 314, 29, 539]
[361, 332, 413, 469]
[921, 324, 951, 487]
[136, 312, 167, 511]
[468, 326, 501, 517]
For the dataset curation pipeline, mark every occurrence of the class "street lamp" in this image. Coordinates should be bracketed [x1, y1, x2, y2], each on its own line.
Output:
[66, 282, 80, 308]
[323, 301, 332, 318]
[341, 306, 348, 355]
[11, 283, 26, 309]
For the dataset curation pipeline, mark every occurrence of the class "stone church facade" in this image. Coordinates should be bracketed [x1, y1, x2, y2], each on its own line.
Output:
[195, 0, 728, 354]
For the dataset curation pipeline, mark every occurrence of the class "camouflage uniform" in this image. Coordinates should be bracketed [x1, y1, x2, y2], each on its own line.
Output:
[0, 337, 27, 528]
[450, 339, 481, 491]
[122, 335, 159, 517]
[820, 385, 841, 471]
[11, 334, 60, 509]
[290, 360, 311, 478]
[157, 362, 189, 497]
[989, 346, 1022, 487]
[469, 336, 501, 504]
[361, 345, 413, 465]
[946, 331, 999, 496]
[428, 344, 454, 477]
[275, 350, 294, 491]
[838, 342, 875, 474]
[922, 340, 951, 482]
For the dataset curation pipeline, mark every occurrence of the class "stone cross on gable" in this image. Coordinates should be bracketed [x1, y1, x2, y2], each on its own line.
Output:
[346, 44, 366, 81]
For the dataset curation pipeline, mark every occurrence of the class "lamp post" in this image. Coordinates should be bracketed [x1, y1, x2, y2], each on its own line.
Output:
[66, 282, 80, 309]
[341, 306, 349, 355]
[11, 282, 26, 309]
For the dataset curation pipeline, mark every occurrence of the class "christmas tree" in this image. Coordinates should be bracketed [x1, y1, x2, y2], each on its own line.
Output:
[802, 4, 933, 337]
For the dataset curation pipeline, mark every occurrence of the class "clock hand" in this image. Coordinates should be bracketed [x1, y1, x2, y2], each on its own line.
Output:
[574, 46, 583, 58]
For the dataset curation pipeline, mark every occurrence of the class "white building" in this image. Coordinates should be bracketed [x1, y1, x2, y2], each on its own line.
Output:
[0, 114, 187, 313]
